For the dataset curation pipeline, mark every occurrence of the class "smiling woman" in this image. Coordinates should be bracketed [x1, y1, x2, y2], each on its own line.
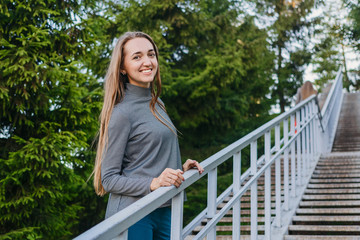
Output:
[92, 32, 203, 240]
[121, 38, 158, 88]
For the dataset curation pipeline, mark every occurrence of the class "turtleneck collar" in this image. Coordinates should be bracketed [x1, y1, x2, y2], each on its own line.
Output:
[125, 83, 152, 98]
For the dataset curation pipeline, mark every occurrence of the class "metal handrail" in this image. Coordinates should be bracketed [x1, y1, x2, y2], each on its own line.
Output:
[75, 67, 344, 240]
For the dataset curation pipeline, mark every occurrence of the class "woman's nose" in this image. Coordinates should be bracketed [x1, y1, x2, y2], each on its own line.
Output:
[142, 56, 152, 66]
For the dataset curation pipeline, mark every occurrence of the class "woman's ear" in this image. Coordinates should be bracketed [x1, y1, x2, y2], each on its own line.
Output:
[120, 70, 126, 75]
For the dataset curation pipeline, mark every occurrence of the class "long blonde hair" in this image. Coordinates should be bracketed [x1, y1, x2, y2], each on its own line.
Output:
[93, 32, 174, 196]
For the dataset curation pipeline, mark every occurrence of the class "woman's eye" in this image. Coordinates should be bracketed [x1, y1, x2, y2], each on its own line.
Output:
[149, 53, 156, 57]
[133, 56, 140, 60]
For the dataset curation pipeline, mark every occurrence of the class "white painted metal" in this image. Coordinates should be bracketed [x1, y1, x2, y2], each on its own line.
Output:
[283, 118, 289, 210]
[74, 68, 344, 240]
[250, 140, 258, 240]
[290, 114, 296, 198]
[264, 131, 271, 239]
[207, 168, 217, 240]
[233, 151, 241, 240]
[296, 110, 302, 187]
[113, 230, 127, 240]
[275, 125, 281, 228]
[171, 191, 184, 240]
[301, 107, 306, 184]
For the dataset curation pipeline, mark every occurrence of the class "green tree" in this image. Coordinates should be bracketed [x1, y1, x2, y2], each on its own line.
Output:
[343, 0, 360, 90]
[0, 0, 103, 239]
[252, 0, 321, 112]
[90, 0, 275, 147]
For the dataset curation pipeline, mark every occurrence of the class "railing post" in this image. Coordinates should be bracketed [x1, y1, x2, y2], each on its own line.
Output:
[233, 151, 241, 240]
[314, 100, 321, 157]
[275, 125, 281, 228]
[283, 118, 289, 211]
[207, 168, 217, 240]
[264, 131, 271, 239]
[250, 140, 258, 240]
[171, 191, 184, 240]
[290, 114, 296, 197]
[306, 104, 311, 170]
[301, 107, 306, 183]
[313, 101, 321, 159]
[304, 104, 309, 172]
[296, 110, 302, 186]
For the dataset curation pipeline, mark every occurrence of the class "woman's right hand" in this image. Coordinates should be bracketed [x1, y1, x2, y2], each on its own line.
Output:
[150, 168, 185, 191]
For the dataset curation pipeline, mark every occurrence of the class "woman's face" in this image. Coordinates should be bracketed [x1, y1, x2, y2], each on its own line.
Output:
[122, 37, 158, 88]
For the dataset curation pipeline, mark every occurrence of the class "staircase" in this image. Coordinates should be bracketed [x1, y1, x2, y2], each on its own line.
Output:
[188, 154, 299, 239]
[284, 92, 360, 239]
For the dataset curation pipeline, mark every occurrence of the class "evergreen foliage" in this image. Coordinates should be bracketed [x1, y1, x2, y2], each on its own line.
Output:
[89, 0, 275, 147]
[312, 36, 341, 88]
[0, 0, 104, 239]
[252, 0, 321, 111]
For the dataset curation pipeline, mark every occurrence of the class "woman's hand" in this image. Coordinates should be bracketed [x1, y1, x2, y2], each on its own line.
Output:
[150, 168, 185, 191]
[182, 159, 204, 174]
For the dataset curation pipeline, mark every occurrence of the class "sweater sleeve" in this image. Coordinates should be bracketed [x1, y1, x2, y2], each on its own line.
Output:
[101, 108, 153, 197]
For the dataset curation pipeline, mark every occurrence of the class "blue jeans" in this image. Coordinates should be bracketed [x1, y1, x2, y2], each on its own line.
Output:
[128, 207, 171, 240]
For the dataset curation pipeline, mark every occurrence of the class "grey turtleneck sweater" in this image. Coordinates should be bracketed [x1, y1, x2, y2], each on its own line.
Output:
[101, 83, 182, 218]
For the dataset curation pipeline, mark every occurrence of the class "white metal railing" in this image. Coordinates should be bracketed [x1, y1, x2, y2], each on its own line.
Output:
[74, 68, 344, 240]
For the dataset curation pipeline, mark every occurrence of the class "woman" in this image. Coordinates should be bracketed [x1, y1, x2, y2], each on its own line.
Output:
[93, 32, 203, 239]
[295, 81, 318, 104]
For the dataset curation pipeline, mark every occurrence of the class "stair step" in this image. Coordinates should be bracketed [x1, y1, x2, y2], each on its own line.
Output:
[288, 225, 360, 234]
[307, 183, 360, 188]
[292, 216, 360, 224]
[186, 235, 260, 240]
[305, 189, 360, 194]
[296, 208, 360, 215]
[201, 216, 273, 224]
[299, 200, 360, 207]
[312, 173, 360, 178]
[218, 202, 276, 209]
[309, 178, 360, 184]
[284, 235, 360, 240]
[192, 225, 265, 234]
[302, 194, 360, 200]
[314, 169, 360, 174]
[229, 196, 284, 202]
[222, 209, 276, 216]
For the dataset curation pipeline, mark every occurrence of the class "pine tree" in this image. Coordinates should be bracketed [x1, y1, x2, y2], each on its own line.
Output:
[251, 0, 321, 112]
[91, 0, 275, 147]
[0, 1, 103, 239]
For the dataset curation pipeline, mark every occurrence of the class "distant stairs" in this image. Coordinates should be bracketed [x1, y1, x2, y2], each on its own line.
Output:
[285, 92, 360, 239]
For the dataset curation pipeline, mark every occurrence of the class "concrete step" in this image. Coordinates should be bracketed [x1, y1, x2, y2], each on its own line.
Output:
[218, 202, 276, 209]
[314, 169, 360, 174]
[307, 183, 360, 188]
[227, 196, 284, 203]
[312, 173, 360, 178]
[200, 216, 274, 225]
[222, 209, 276, 216]
[288, 225, 360, 235]
[304, 188, 360, 194]
[192, 225, 265, 235]
[292, 216, 360, 225]
[284, 235, 360, 240]
[302, 194, 360, 201]
[296, 208, 360, 215]
[317, 161, 360, 165]
[309, 178, 360, 183]
[299, 200, 360, 207]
